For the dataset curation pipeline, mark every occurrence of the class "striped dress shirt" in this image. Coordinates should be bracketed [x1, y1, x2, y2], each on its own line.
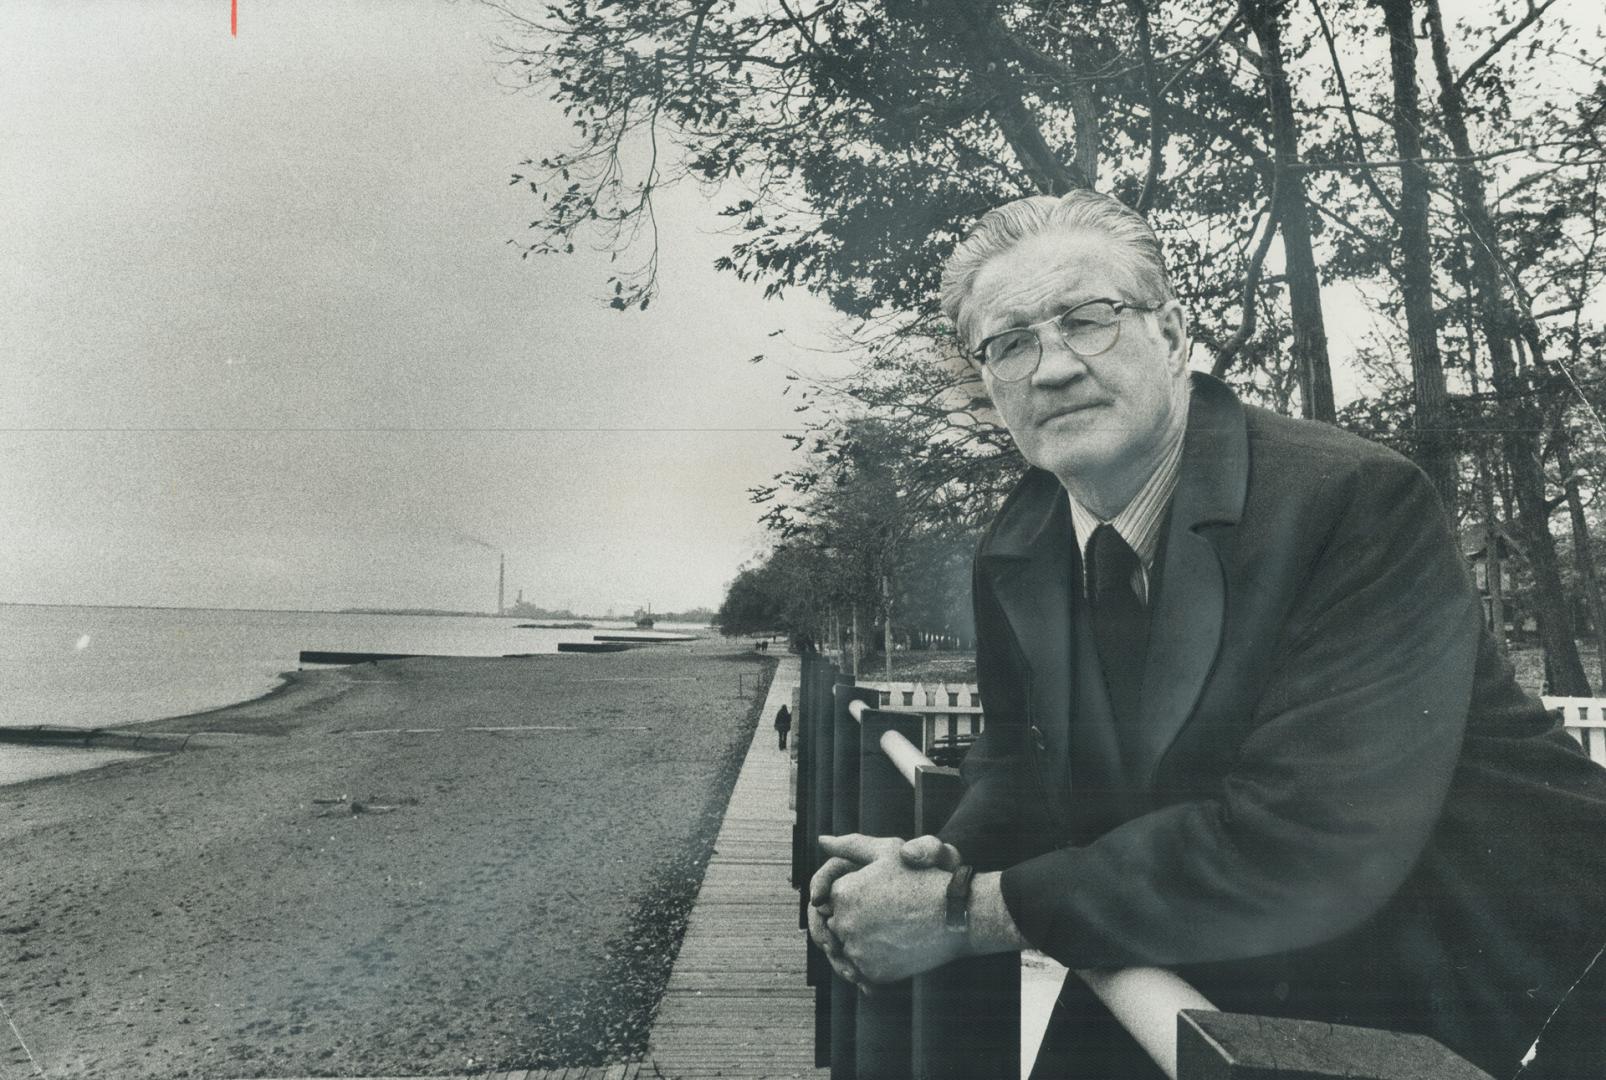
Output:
[1065, 417, 1187, 606]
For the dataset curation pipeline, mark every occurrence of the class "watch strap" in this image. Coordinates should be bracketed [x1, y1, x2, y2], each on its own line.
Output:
[944, 864, 975, 932]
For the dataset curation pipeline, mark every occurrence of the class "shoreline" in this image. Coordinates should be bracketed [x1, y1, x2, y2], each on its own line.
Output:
[0, 669, 328, 789]
[116, 666, 341, 733]
[0, 605, 718, 743]
[0, 641, 724, 785]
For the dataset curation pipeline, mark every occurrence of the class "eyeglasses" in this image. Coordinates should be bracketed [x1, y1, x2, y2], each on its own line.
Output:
[971, 298, 1161, 382]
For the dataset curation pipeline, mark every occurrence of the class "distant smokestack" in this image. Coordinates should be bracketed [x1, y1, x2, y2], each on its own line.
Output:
[498, 554, 505, 616]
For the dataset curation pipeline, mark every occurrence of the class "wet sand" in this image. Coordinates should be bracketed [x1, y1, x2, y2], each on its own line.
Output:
[0, 642, 774, 1079]
[0, 746, 151, 787]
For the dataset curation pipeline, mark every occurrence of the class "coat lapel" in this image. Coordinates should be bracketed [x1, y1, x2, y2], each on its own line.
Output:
[976, 469, 1075, 773]
[1133, 373, 1248, 785]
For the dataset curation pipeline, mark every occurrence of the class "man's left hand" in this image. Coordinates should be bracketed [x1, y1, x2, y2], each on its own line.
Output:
[819, 833, 967, 984]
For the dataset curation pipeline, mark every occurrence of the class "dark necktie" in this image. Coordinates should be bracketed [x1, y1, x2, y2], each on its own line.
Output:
[1087, 523, 1150, 725]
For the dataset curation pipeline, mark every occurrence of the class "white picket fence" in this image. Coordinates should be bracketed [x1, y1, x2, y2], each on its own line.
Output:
[857, 680, 984, 757]
[860, 684, 1606, 769]
[1543, 696, 1606, 766]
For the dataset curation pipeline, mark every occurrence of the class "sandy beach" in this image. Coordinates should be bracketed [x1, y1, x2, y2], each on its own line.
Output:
[0, 641, 774, 1079]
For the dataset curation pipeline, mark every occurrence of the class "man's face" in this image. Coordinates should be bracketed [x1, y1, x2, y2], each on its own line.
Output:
[964, 226, 1190, 494]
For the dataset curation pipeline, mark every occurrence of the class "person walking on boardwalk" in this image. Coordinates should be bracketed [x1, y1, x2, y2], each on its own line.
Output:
[773, 703, 791, 751]
[807, 190, 1606, 1079]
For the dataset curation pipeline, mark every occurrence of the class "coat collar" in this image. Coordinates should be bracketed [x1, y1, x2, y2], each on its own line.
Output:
[977, 372, 1249, 785]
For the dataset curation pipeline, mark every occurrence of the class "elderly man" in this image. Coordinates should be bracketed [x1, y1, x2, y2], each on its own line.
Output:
[808, 191, 1606, 1078]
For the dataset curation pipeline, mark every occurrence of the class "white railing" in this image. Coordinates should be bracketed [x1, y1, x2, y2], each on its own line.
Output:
[1543, 696, 1606, 766]
[861, 685, 1604, 768]
[858, 680, 984, 757]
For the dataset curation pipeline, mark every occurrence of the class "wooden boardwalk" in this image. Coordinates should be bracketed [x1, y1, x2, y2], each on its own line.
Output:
[645, 655, 826, 1079]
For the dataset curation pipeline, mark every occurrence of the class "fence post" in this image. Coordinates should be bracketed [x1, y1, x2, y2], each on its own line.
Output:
[794, 654, 813, 898]
[798, 653, 820, 943]
[829, 678, 878, 1079]
[854, 707, 924, 1079]
[1175, 1010, 1494, 1079]
[808, 658, 840, 1065]
[911, 765, 1021, 1080]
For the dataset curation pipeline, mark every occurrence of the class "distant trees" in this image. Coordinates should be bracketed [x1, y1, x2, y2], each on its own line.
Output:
[496, 0, 1606, 690]
[716, 549, 827, 646]
[719, 417, 1000, 671]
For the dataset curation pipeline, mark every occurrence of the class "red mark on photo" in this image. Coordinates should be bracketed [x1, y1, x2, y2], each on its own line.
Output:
[231, 0, 237, 36]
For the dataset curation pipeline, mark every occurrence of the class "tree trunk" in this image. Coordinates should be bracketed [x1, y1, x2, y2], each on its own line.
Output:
[1469, 367, 1509, 655]
[1243, 0, 1337, 423]
[1067, 41, 1101, 191]
[1422, 0, 1589, 692]
[882, 574, 894, 678]
[1126, 0, 1167, 211]
[1460, 250, 1506, 654]
[1498, 454, 1516, 526]
[1376, 0, 1458, 521]
[1557, 432, 1605, 689]
[1482, 460, 1508, 653]
[851, 604, 863, 678]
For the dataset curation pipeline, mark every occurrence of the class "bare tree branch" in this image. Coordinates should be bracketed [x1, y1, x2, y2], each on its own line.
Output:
[1455, 0, 1563, 90]
[928, 0, 1085, 193]
[1292, 139, 1593, 171]
[1211, 186, 1282, 379]
[1156, 10, 1243, 102]
[1310, 0, 1401, 223]
[1128, 0, 1168, 212]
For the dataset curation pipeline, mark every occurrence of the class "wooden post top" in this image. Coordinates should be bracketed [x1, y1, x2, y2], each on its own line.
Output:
[1177, 1010, 1495, 1080]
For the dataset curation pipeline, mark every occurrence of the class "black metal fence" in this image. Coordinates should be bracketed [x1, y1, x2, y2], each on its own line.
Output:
[788, 651, 1495, 1080]
[792, 653, 1019, 1080]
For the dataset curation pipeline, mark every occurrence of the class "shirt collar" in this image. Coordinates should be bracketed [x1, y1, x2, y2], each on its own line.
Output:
[1065, 417, 1186, 578]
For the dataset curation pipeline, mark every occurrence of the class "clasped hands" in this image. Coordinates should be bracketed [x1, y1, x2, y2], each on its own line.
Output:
[807, 833, 966, 991]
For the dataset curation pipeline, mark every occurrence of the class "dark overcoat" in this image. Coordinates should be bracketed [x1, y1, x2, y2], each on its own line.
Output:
[939, 372, 1606, 1077]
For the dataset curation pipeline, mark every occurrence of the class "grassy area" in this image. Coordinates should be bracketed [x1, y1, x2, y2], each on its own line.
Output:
[1507, 640, 1605, 697]
[838, 649, 979, 684]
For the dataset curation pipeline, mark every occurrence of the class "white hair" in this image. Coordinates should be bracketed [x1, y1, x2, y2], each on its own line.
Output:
[940, 190, 1176, 347]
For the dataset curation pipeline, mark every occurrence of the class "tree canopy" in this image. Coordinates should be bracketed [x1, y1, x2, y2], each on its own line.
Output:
[493, 0, 1606, 689]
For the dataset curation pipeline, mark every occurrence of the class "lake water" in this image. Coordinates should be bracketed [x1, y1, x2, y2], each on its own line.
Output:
[0, 604, 705, 730]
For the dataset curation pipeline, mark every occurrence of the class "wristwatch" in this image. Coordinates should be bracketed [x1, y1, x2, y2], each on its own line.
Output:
[944, 864, 975, 933]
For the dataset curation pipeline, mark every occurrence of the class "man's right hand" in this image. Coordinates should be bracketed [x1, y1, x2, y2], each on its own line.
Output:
[807, 834, 963, 990]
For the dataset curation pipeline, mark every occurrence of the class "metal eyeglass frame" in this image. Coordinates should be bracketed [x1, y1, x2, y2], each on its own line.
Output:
[970, 298, 1162, 381]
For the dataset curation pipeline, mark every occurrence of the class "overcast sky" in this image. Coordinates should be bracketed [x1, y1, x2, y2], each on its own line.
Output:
[7, 1, 1599, 616]
[2, 0, 845, 615]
